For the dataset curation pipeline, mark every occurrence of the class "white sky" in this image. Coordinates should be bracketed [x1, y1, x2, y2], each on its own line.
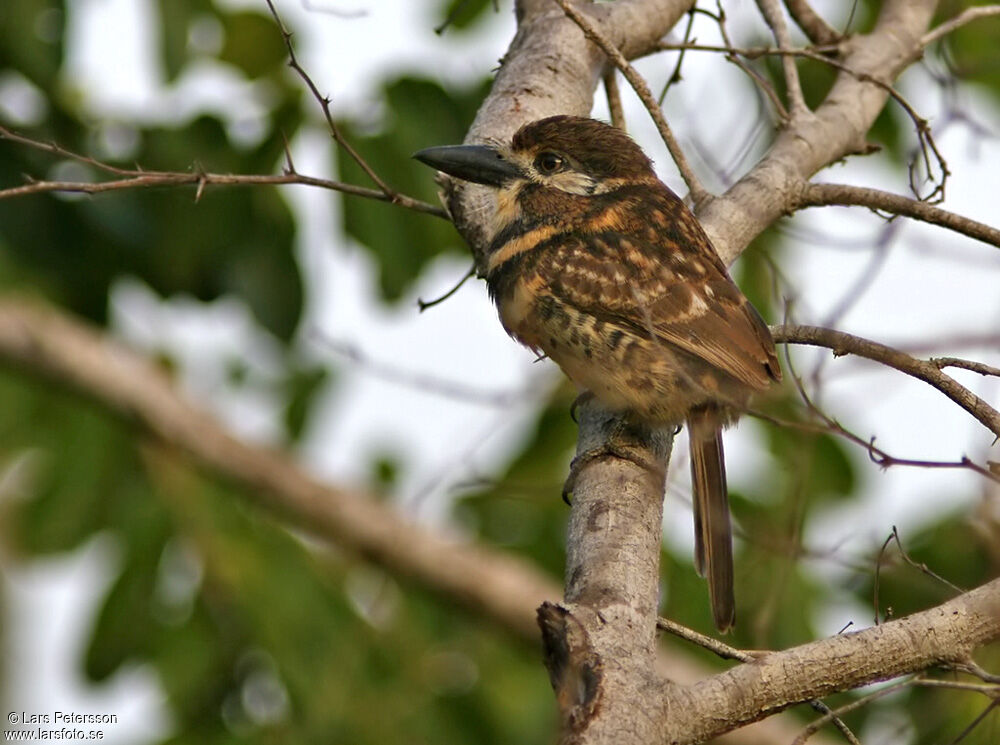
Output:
[2, 1, 999, 742]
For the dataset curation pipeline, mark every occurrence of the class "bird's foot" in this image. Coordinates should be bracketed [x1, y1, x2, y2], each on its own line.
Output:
[569, 391, 595, 424]
[561, 429, 666, 504]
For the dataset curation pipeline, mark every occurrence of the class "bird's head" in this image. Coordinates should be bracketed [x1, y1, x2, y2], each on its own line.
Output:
[413, 115, 656, 197]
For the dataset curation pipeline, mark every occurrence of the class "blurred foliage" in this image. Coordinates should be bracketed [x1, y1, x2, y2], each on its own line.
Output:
[337, 76, 492, 300]
[435, 0, 498, 33]
[935, 1, 1000, 99]
[0, 1, 998, 744]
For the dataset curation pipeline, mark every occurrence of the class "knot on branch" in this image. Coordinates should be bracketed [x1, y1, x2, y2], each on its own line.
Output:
[537, 602, 603, 732]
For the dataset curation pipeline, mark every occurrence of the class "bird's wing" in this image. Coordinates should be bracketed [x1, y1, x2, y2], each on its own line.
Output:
[543, 232, 781, 390]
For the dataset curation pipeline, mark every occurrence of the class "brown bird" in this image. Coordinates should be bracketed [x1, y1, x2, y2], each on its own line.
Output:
[414, 115, 781, 631]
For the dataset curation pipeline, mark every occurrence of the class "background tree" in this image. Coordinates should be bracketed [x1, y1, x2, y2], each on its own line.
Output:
[0, 1, 998, 744]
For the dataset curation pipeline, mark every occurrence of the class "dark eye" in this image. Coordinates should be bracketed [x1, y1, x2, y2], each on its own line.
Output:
[535, 151, 565, 174]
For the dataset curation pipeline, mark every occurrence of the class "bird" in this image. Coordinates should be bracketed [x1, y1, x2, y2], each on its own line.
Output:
[413, 115, 781, 632]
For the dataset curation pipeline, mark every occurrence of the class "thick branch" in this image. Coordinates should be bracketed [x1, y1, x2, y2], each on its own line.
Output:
[0, 296, 838, 745]
[448, 0, 692, 265]
[699, 0, 938, 264]
[0, 296, 553, 639]
[663, 578, 1000, 744]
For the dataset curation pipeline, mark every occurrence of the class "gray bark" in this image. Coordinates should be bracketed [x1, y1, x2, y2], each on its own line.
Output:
[434, 1, 1000, 743]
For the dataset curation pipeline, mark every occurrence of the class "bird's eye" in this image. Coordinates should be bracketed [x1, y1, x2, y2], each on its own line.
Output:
[535, 152, 565, 174]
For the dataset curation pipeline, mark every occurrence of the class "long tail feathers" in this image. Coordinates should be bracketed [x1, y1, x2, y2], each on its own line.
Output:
[688, 408, 735, 633]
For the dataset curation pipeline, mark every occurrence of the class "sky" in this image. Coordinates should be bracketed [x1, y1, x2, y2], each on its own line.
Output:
[2, 1, 999, 742]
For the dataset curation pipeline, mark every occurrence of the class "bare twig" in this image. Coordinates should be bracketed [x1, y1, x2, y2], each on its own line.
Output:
[791, 677, 918, 745]
[921, 5, 1000, 48]
[782, 0, 840, 46]
[875, 525, 963, 624]
[886, 525, 965, 594]
[417, 264, 477, 311]
[658, 8, 696, 104]
[647, 36, 949, 199]
[711, 3, 789, 121]
[309, 331, 524, 406]
[552, 0, 709, 205]
[951, 660, 1000, 685]
[772, 324, 1000, 438]
[748, 409, 1000, 484]
[603, 69, 626, 130]
[799, 182, 1000, 249]
[264, 0, 402, 201]
[656, 617, 760, 662]
[0, 125, 448, 217]
[931, 357, 1000, 378]
[913, 678, 1000, 697]
[755, 0, 809, 116]
[949, 700, 1000, 745]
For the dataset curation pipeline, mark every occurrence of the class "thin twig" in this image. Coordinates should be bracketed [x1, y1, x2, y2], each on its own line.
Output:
[646, 38, 950, 198]
[887, 525, 965, 594]
[949, 700, 1000, 745]
[755, 0, 809, 117]
[656, 617, 861, 744]
[603, 69, 626, 130]
[771, 324, 1000, 437]
[950, 660, 1000, 685]
[747, 409, 1000, 484]
[656, 617, 761, 662]
[931, 357, 1000, 378]
[875, 526, 964, 623]
[552, 0, 709, 205]
[798, 182, 1000, 250]
[711, 2, 789, 121]
[791, 677, 918, 745]
[417, 264, 477, 311]
[913, 679, 1000, 697]
[264, 0, 401, 201]
[921, 5, 1000, 48]
[0, 125, 447, 217]
[767, 327, 1000, 485]
[658, 8, 696, 104]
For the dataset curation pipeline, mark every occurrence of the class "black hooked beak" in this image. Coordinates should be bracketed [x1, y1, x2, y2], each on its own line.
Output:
[412, 144, 523, 187]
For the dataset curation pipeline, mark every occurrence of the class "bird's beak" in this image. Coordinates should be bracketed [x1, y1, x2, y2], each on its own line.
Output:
[412, 144, 523, 187]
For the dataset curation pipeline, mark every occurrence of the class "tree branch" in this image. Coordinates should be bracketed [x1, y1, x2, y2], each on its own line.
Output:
[697, 0, 939, 264]
[447, 0, 692, 264]
[798, 182, 1000, 250]
[782, 0, 840, 46]
[771, 324, 1000, 438]
[663, 577, 1000, 744]
[755, 0, 809, 117]
[0, 296, 553, 640]
[552, 0, 709, 204]
[921, 5, 1000, 48]
[0, 125, 448, 217]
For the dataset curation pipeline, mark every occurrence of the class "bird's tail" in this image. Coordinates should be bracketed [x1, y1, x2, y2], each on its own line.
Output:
[688, 407, 735, 632]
